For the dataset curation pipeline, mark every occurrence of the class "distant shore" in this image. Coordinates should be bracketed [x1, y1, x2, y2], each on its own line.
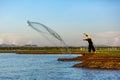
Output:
[0, 46, 120, 54]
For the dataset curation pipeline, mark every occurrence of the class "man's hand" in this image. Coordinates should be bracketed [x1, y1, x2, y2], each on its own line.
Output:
[83, 33, 87, 36]
[83, 39, 86, 41]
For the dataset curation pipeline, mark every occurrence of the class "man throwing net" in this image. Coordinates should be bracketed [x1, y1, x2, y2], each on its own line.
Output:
[83, 33, 96, 53]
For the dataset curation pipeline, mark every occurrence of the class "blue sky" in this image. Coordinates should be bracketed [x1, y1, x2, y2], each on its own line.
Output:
[0, 0, 120, 46]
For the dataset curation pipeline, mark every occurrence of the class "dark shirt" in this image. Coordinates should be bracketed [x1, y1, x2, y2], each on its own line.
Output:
[85, 39, 93, 45]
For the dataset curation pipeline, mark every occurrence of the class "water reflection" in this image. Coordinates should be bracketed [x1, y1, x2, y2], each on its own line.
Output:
[0, 54, 120, 80]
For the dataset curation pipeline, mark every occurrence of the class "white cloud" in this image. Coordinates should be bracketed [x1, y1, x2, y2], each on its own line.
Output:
[113, 37, 120, 46]
[93, 31, 120, 46]
[0, 31, 119, 46]
[0, 33, 33, 45]
[0, 33, 61, 46]
[0, 38, 4, 44]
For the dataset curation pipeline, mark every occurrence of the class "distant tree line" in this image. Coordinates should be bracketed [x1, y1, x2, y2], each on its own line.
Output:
[0, 46, 119, 52]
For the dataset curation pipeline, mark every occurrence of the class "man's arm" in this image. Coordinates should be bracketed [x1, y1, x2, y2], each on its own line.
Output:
[83, 39, 88, 41]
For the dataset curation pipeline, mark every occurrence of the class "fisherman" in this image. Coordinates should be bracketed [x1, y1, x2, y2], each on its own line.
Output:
[83, 33, 96, 53]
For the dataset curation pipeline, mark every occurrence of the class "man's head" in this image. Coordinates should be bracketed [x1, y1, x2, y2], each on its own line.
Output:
[87, 35, 91, 39]
[85, 34, 88, 37]
[83, 33, 91, 39]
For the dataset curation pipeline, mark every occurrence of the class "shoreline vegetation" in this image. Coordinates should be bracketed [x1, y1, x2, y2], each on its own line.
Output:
[0, 46, 119, 53]
[0, 46, 120, 69]
[58, 54, 120, 70]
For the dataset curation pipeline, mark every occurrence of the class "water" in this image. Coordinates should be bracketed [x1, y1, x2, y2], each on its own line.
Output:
[0, 53, 120, 80]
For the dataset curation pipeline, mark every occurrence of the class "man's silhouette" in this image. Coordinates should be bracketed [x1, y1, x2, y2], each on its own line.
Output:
[83, 33, 96, 52]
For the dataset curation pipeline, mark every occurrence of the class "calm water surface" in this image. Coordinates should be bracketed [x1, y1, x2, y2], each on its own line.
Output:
[0, 53, 120, 80]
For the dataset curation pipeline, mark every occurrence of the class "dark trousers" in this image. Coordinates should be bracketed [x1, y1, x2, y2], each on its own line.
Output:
[88, 44, 95, 52]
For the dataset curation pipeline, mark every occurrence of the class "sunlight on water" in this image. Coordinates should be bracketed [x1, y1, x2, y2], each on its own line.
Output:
[0, 53, 120, 80]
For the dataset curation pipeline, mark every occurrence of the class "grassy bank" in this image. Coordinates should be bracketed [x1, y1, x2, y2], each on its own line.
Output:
[0, 46, 120, 54]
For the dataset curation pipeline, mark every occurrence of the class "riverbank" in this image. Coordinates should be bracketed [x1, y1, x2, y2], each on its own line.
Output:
[58, 53, 120, 69]
[0, 46, 120, 69]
